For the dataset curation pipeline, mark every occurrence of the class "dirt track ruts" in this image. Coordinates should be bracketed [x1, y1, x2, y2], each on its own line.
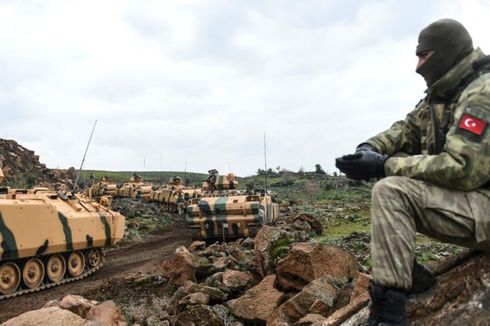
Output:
[0, 228, 191, 323]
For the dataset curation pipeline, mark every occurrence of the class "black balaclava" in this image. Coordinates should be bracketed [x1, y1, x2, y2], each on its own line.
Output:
[416, 18, 474, 87]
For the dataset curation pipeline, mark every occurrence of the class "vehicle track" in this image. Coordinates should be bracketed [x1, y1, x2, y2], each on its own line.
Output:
[0, 228, 191, 323]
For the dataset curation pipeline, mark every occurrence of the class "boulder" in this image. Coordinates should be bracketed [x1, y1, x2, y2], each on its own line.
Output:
[59, 294, 97, 318]
[178, 292, 210, 305]
[222, 269, 253, 290]
[189, 241, 207, 252]
[2, 307, 85, 326]
[205, 271, 232, 293]
[227, 274, 285, 323]
[85, 300, 127, 326]
[184, 282, 228, 303]
[268, 276, 339, 324]
[276, 242, 359, 291]
[161, 246, 197, 286]
[350, 273, 371, 302]
[254, 225, 309, 277]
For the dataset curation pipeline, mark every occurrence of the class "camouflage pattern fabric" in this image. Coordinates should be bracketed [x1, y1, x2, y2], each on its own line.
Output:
[366, 49, 490, 191]
[371, 176, 490, 289]
[365, 48, 490, 289]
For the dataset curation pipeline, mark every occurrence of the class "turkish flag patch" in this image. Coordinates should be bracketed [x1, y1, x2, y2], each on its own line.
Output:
[458, 113, 487, 135]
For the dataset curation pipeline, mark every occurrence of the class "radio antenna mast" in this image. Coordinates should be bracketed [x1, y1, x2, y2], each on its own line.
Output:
[160, 152, 163, 185]
[264, 132, 268, 193]
[184, 154, 188, 186]
[73, 119, 97, 193]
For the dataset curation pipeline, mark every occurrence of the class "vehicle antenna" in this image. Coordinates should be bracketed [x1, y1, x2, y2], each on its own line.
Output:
[264, 132, 268, 193]
[184, 154, 187, 186]
[160, 152, 163, 185]
[73, 119, 98, 194]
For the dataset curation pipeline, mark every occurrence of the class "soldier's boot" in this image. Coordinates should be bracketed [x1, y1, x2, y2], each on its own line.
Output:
[367, 282, 408, 326]
[408, 259, 435, 294]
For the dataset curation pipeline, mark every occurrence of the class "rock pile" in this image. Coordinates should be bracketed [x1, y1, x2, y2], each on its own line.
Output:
[112, 198, 177, 240]
[157, 219, 369, 325]
[0, 138, 72, 189]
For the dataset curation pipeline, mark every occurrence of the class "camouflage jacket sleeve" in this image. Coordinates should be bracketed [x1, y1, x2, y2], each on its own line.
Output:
[384, 74, 490, 191]
[365, 104, 422, 156]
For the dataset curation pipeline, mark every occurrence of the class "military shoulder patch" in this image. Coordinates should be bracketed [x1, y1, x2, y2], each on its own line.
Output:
[458, 113, 487, 135]
[456, 106, 489, 139]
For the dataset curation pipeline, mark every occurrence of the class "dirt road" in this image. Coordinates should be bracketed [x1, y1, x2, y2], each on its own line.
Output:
[0, 229, 191, 323]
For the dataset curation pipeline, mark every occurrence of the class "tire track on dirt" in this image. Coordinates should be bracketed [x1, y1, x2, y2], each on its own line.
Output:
[0, 229, 191, 323]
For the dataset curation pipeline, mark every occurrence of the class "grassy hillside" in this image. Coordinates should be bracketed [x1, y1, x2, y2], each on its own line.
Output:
[79, 170, 208, 186]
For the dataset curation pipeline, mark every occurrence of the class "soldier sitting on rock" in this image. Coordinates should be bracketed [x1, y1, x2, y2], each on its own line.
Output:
[336, 19, 490, 325]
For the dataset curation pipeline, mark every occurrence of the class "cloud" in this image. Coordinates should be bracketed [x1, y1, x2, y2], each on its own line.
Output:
[0, 0, 488, 176]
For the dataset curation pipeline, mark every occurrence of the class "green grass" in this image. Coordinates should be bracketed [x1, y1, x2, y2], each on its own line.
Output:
[320, 218, 371, 240]
[80, 170, 208, 186]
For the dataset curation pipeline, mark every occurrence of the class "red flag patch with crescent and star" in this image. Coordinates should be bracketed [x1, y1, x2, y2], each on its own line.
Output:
[458, 113, 487, 135]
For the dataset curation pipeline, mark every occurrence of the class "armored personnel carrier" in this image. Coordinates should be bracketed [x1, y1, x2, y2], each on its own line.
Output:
[0, 169, 125, 299]
[88, 176, 118, 198]
[148, 176, 201, 213]
[115, 173, 153, 200]
[186, 171, 279, 241]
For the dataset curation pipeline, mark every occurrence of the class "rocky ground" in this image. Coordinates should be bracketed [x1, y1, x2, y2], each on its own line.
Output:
[2, 139, 490, 325]
[3, 210, 490, 325]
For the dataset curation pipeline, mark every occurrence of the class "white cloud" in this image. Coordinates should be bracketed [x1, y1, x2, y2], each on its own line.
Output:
[0, 0, 489, 176]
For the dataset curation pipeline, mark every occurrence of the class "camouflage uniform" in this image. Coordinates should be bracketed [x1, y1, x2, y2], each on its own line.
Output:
[177, 192, 185, 215]
[365, 48, 490, 289]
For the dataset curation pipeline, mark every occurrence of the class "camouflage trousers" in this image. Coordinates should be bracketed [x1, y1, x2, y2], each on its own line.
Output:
[371, 176, 490, 289]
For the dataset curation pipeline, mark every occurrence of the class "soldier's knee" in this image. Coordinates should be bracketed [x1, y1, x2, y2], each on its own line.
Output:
[372, 176, 407, 198]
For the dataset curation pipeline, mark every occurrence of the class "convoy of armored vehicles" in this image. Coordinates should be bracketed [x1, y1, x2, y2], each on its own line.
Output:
[0, 165, 278, 299]
[89, 170, 279, 241]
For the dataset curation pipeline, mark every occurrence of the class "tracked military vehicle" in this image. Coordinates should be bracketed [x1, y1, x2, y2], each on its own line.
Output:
[88, 176, 118, 198]
[148, 176, 201, 213]
[186, 171, 279, 241]
[115, 173, 153, 200]
[0, 169, 125, 299]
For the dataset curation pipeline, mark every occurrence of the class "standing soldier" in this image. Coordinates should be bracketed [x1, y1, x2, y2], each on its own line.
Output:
[336, 18, 490, 325]
[207, 169, 219, 192]
[177, 192, 185, 215]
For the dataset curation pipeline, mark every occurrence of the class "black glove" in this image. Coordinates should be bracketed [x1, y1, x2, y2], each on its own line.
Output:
[335, 146, 387, 180]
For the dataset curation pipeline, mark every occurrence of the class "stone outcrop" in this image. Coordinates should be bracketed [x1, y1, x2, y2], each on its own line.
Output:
[276, 242, 359, 291]
[268, 276, 339, 324]
[0, 138, 73, 189]
[161, 246, 197, 286]
[254, 225, 309, 277]
[227, 275, 285, 323]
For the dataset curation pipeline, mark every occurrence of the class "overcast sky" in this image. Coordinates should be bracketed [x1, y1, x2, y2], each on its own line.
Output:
[1, 0, 490, 176]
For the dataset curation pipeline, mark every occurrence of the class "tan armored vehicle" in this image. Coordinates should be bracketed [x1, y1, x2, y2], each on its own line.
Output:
[202, 171, 238, 193]
[115, 174, 152, 200]
[186, 170, 279, 240]
[0, 169, 125, 299]
[148, 176, 201, 213]
[88, 176, 118, 198]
